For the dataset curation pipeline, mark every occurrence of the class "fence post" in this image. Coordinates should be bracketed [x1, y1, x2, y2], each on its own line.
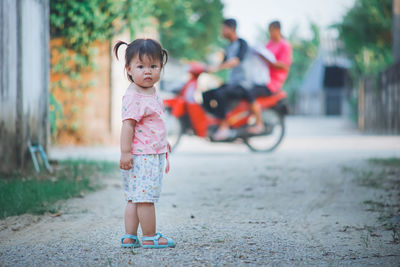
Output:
[358, 80, 365, 131]
[394, 0, 400, 62]
[360, 62, 400, 134]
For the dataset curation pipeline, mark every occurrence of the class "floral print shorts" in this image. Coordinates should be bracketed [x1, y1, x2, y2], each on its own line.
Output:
[121, 154, 165, 203]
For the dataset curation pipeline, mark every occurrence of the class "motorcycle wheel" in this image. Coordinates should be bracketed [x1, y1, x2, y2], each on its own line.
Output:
[244, 108, 285, 152]
[165, 108, 184, 152]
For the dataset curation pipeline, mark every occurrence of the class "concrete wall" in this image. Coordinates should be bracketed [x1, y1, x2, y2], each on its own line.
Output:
[50, 40, 113, 145]
[0, 0, 19, 171]
[110, 32, 131, 142]
[0, 0, 49, 172]
[295, 91, 325, 116]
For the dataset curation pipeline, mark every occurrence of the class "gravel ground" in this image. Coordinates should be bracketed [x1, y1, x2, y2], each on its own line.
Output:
[1, 116, 400, 266]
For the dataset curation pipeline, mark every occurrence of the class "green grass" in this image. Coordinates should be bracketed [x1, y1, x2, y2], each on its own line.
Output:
[365, 157, 400, 243]
[363, 200, 386, 212]
[0, 160, 118, 219]
[369, 158, 400, 168]
[342, 158, 400, 189]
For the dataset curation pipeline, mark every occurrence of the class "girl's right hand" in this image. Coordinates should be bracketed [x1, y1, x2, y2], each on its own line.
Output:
[120, 152, 133, 170]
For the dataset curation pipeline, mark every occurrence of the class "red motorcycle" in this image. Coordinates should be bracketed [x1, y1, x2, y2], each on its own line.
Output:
[163, 62, 288, 152]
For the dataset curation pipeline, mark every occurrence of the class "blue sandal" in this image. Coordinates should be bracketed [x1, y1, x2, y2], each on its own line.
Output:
[141, 232, 175, 249]
[121, 234, 140, 248]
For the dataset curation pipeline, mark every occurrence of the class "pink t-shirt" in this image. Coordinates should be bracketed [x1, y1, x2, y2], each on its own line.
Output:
[121, 88, 168, 155]
[266, 39, 292, 92]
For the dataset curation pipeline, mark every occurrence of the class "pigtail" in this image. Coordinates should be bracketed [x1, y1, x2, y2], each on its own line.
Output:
[161, 48, 168, 68]
[114, 40, 128, 60]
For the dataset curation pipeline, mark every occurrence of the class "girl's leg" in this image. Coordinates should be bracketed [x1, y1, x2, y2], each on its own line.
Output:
[137, 202, 167, 245]
[123, 201, 139, 244]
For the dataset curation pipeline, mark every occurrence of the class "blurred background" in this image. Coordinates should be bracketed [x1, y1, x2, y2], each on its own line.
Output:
[0, 0, 399, 172]
[1, 2, 400, 263]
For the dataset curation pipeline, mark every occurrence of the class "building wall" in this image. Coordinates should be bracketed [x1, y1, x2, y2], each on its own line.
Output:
[0, 0, 49, 172]
[295, 89, 351, 117]
[295, 91, 325, 116]
[0, 0, 19, 171]
[21, 0, 49, 148]
[84, 42, 113, 144]
[110, 32, 131, 143]
[50, 40, 113, 145]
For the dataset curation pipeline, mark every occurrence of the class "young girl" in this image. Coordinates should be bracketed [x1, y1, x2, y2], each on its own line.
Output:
[115, 39, 175, 249]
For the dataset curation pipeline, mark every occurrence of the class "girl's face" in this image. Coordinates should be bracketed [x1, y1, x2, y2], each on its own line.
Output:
[127, 55, 161, 89]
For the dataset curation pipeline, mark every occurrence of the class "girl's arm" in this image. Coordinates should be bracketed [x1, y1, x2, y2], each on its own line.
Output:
[120, 119, 136, 170]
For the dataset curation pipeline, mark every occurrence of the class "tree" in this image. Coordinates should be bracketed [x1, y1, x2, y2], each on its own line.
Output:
[153, 0, 224, 60]
[50, 0, 224, 66]
[50, 0, 122, 61]
[334, 0, 393, 77]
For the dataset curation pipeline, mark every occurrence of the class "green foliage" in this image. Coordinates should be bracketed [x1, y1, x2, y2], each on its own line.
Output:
[120, 0, 155, 38]
[49, 93, 63, 138]
[50, 0, 125, 139]
[283, 23, 320, 105]
[50, 0, 224, 64]
[50, 0, 121, 53]
[0, 160, 118, 219]
[334, 0, 393, 77]
[153, 0, 224, 59]
[369, 157, 400, 168]
[49, 0, 123, 81]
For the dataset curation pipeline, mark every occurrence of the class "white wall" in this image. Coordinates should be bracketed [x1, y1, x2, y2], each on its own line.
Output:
[0, 0, 49, 172]
[110, 32, 131, 140]
[21, 0, 48, 142]
[0, 0, 19, 166]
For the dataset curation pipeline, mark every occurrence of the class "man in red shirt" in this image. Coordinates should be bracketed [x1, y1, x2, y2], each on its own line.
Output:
[248, 20, 292, 134]
[265, 20, 292, 93]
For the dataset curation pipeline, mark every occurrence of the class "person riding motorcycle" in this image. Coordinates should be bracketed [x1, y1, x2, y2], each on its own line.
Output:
[251, 20, 292, 100]
[205, 18, 267, 140]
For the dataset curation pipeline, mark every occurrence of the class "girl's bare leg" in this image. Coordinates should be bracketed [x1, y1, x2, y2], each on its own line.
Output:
[123, 201, 139, 244]
[137, 203, 167, 245]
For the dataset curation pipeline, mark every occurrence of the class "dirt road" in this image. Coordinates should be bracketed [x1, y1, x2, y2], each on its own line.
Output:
[1, 116, 400, 266]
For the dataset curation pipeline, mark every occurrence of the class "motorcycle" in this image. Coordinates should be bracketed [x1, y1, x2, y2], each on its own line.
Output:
[163, 62, 288, 152]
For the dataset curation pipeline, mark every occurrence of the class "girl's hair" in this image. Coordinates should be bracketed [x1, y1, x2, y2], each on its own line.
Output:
[114, 39, 168, 83]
